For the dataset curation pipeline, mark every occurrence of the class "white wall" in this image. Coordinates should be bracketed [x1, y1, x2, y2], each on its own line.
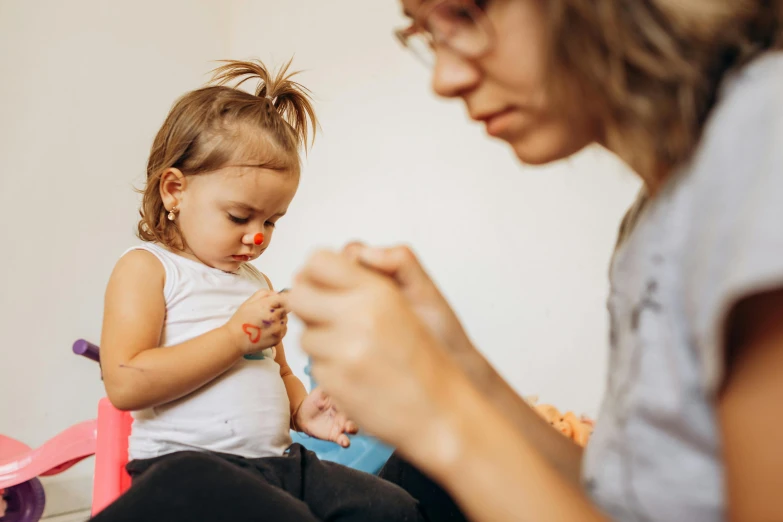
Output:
[0, 0, 229, 515]
[227, 1, 641, 415]
[0, 0, 639, 514]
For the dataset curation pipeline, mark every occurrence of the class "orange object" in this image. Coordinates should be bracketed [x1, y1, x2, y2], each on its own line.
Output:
[530, 400, 594, 448]
[253, 233, 264, 245]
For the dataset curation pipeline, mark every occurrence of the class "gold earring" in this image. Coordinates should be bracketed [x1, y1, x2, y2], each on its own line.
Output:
[167, 206, 179, 221]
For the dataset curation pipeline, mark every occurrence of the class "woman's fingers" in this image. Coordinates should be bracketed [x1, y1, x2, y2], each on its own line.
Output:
[298, 323, 338, 360]
[355, 245, 432, 291]
[297, 250, 366, 290]
[289, 249, 399, 326]
[285, 284, 344, 326]
[342, 241, 366, 262]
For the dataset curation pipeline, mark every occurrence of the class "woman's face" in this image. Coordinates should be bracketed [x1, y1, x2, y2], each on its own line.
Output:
[399, 0, 597, 164]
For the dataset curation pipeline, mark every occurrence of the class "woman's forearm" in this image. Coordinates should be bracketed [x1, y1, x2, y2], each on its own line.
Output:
[414, 375, 606, 522]
[451, 346, 584, 485]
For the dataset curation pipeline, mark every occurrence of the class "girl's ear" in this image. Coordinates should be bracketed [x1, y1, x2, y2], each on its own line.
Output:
[159, 168, 188, 210]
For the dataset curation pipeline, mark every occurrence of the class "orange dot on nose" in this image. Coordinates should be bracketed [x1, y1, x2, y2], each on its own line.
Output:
[254, 233, 264, 245]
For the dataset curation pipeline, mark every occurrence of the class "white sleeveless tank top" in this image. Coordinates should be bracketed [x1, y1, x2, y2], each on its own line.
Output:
[125, 243, 292, 460]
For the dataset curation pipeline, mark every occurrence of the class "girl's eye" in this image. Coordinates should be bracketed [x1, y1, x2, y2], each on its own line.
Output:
[265, 221, 276, 228]
[228, 214, 249, 224]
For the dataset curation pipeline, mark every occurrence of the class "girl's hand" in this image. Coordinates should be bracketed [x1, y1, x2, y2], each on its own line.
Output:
[293, 387, 359, 447]
[342, 243, 475, 356]
[225, 290, 288, 355]
[287, 250, 460, 458]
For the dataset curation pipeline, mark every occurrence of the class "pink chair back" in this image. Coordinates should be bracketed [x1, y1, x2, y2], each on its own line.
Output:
[91, 398, 132, 516]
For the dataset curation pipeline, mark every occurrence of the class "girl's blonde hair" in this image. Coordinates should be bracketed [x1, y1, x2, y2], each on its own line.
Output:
[546, 0, 782, 185]
[137, 59, 317, 246]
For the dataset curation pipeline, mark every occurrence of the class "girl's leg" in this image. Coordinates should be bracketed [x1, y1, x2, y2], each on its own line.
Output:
[90, 451, 318, 522]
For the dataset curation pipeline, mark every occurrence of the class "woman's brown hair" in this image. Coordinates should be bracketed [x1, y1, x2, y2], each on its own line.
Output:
[137, 59, 317, 246]
[546, 0, 782, 186]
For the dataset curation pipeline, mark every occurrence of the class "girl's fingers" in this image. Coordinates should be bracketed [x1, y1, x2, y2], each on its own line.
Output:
[335, 433, 351, 448]
[344, 420, 359, 434]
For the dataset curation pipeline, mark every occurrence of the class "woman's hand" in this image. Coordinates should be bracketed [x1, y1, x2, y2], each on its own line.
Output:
[287, 250, 462, 458]
[341, 243, 587, 486]
[342, 243, 475, 356]
[225, 289, 288, 355]
[293, 387, 358, 447]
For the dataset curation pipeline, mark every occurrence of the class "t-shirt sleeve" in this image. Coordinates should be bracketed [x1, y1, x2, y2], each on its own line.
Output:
[684, 56, 783, 394]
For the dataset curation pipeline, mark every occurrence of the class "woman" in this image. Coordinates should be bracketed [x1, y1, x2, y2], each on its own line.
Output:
[287, 0, 783, 521]
[92, 1, 782, 521]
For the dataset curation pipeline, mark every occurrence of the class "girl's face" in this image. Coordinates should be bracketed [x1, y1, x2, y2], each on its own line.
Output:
[399, 0, 597, 164]
[162, 163, 299, 273]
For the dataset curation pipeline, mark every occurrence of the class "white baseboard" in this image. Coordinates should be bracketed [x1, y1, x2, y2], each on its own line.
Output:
[42, 509, 90, 522]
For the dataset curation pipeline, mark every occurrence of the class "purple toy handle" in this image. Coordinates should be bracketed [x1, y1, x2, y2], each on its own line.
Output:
[72, 339, 100, 363]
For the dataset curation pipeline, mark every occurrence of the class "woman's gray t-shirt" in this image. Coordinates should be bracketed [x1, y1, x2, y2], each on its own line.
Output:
[582, 52, 783, 521]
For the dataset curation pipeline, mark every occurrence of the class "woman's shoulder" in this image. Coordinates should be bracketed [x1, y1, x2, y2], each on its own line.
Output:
[691, 51, 782, 185]
[723, 51, 783, 99]
[712, 51, 783, 135]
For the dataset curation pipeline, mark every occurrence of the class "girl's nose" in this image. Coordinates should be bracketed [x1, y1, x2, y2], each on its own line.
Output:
[243, 232, 264, 245]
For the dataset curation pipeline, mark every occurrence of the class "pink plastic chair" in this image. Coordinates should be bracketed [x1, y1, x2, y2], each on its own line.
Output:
[0, 340, 132, 521]
[91, 398, 132, 516]
[73, 340, 133, 516]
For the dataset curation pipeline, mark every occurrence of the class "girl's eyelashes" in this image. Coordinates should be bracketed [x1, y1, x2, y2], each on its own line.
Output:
[265, 221, 276, 228]
[228, 214, 250, 224]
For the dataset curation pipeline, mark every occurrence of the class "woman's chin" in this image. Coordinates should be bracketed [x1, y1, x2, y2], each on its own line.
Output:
[509, 136, 590, 166]
[502, 121, 593, 166]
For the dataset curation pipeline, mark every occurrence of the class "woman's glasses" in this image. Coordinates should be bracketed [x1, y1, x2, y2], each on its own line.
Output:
[394, 0, 494, 67]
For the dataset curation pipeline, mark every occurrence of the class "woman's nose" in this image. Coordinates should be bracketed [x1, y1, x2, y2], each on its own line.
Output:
[431, 47, 481, 99]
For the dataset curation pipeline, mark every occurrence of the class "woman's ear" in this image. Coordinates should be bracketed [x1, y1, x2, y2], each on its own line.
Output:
[159, 168, 188, 211]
